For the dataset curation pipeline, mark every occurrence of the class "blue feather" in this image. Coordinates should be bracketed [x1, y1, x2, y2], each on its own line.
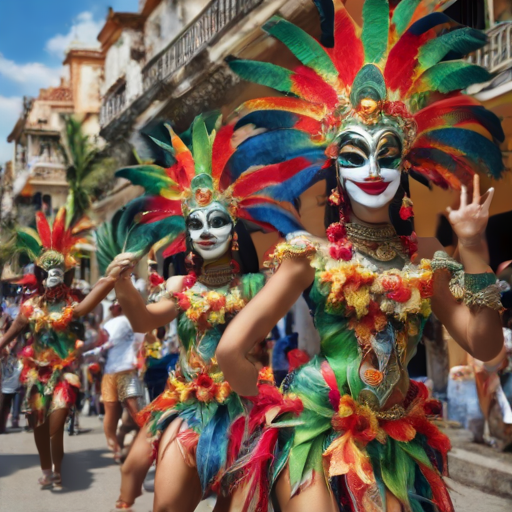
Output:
[196, 405, 231, 494]
[244, 204, 304, 235]
[235, 110, 302, 132]
[311, 0, 335, 47]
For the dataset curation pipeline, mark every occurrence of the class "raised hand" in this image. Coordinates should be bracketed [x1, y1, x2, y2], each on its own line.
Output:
[446, 174, 494, 247]
[105, 252, 138, 279]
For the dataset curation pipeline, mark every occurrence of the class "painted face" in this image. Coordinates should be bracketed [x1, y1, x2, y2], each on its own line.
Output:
[186, 202, 233, 261]
[45, 267, 65, 288]
[336, 126, 402, 209]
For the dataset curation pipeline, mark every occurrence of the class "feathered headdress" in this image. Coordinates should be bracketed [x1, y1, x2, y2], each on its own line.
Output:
[5, 208, 92, 271]
[227, 0, 505, 190]
[99, 112, 321, 267]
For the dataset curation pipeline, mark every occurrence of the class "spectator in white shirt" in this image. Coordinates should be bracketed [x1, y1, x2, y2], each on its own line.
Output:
[84, 302, 143, 460]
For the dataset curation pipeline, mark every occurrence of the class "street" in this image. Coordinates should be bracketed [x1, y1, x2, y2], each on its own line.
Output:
[1, 415, 512, 512]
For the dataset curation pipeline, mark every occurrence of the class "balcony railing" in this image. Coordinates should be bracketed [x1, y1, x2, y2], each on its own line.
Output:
[468, 22, 512, 74]
[143, 0, 263, 92]
[100, 87, 127, 128]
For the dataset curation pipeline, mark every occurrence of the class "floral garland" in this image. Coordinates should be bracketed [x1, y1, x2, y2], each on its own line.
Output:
[21, 297, 75, 333]
[316, 256, 433, 346]
[174, 281, 247, 329]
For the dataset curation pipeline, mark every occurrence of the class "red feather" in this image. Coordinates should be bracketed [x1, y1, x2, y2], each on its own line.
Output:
[418, 463, 455, 512]
[212, 124, 235, 189]
[232, 157, 313, 199]
[162, 233, 187, 258]
[227, 415, 246, 468]
[291, 66, 339, 110]
[321, 360, 341, 409]
[166, 162, 191, 190]
[35, 211, 52, 249]
[51, 208, 66, 252]
[327, 7, 364, 87]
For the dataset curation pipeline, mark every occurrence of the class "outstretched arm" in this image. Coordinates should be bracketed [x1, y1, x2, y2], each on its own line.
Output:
[73, 276, 116, 318]
[115, 271, 183, 333]
[217, 257, 315, 396]
[432, 175, 503, 361]
[0, 314, 28, 353]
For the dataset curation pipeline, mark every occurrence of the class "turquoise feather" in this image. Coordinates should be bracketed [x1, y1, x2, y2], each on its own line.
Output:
[392, 0, 421, 36]
[227, 59, 294, 94]
[362, 0, 390, 63]
[263, 16, 338, 82]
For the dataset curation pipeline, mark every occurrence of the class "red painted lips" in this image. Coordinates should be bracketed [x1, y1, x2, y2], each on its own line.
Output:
[351, 180, 390, 195]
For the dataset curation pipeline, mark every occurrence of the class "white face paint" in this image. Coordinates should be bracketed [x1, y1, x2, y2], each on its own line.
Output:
[187, 202, 233, 261]
[45, 267, 64, 288]
[336, 126, 402, 209]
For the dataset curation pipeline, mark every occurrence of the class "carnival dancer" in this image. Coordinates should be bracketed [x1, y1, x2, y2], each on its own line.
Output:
[216, 1, 507, 511]
[103, 113, 321, 511]
[0, 208, 118, 488]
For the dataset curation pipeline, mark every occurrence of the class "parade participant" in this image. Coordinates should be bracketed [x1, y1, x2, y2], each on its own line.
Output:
[216, 1, 506, 510]
[83, 302, 144, 461]
[105, 113, 319, 511]
[0, 208, 117, 488]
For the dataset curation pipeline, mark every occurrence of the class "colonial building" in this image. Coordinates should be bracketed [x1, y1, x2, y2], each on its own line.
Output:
[5, 48, 104, 226]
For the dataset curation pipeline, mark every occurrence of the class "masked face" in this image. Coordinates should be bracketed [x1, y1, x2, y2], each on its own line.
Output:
[45, 267, 65, 288]
[336, 126, 402, 209]
[186, 202, 233, 261]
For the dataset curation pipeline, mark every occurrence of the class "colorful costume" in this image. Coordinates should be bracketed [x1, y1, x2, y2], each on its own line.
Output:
[97, 113, 319, 497]
[221, 0, 505, 510]
[11, 208, 90, 427]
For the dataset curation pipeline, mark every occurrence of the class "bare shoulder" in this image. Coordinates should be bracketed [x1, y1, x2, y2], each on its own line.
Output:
[416, 237, 444, 260]
[166, 275, 185, 294]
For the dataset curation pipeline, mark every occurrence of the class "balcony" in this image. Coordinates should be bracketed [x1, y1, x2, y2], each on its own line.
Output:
[100, 85, 127, 129]
[468, 22, 512, 74]
[142, 0, 263, 92]
[100, 0, 262, 129]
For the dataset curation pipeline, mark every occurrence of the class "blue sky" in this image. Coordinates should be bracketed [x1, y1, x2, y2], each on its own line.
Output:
[0, 0, 139, 166]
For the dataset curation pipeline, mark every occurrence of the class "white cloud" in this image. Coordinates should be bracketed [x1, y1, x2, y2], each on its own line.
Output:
[45, 11, 103, 58]
[0, 96, 23, 166]
[0, 53, 63, 91]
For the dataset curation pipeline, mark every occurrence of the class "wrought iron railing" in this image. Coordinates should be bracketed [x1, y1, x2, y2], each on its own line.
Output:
[142, 0, 263, 92]
[100, 87, 127, 128]
[468, 22, 512, 75]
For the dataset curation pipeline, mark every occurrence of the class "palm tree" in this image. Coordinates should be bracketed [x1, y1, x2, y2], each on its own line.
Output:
[60, 116, 116, 226]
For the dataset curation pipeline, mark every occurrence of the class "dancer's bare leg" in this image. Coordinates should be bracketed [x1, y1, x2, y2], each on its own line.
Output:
[153, 418, 202, 512]
[275, 466, 337, 512]
[103, 401, 122, 454]
[213, 484, 248, 512]
[31, 414, 52, 471]
[49, 408, 69, 475]
[123, 397, 139, 420]
[117, 424, 153, 507]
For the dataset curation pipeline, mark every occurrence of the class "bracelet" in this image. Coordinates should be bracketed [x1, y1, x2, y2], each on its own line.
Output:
[464, 284, 503, 311]
[464, 273, 497, 293]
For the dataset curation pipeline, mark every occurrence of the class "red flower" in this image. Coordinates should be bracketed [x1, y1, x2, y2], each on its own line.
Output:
[399, 206, 414, 221]
[329, 242, 353, 261]
[326, 222, 347, 243]
[21, 345, 35, 359]
[195, 374, 216, 402]
[287, 349, 310, 371]
[183, 272, 197, 289]
[149, 272, 165, 287]
[400, 233, 418, 259]
[388, 286, 412, 303]
[175, 292, 191, 310]
[208, 293, 226, 312]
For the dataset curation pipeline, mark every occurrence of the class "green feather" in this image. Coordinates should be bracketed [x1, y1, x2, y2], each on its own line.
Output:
[241, 273, 265, 301]
[380, 439, 414, 506]
[192, 116, 212, 176]
[16, 229, 43, 260]
[398, 440, 433, 468]
[228, 59, 294, 94]
[362, 0, 390, 63]
[178, 314, 196, 353]
[418, 61, 493, 94]
[418, 28, 487, 71]
[148, 134, 175, 156]
[116, 165, 178, 195]
[288, 439, 315, 492]
[391, 0, 420, 36]
[263, 16, 338, 81]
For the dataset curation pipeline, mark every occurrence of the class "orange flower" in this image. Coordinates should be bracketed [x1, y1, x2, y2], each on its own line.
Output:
[195, 374, 217, 402]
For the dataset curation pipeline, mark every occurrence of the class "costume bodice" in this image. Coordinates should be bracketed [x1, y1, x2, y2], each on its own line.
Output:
[272, 236, 439, 410]
[20, 296, 79, 365]
[172, 273, 265, 381]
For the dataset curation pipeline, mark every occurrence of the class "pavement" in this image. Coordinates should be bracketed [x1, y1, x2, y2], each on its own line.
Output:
[1, 416, 512, 512]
